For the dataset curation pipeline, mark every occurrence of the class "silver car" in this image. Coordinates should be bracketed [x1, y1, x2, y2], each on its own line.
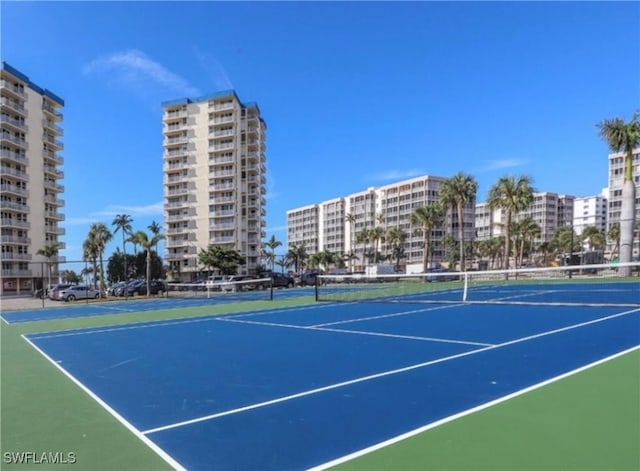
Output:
[55, 285, 100, 302]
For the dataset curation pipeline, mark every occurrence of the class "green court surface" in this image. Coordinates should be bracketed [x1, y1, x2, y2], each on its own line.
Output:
[1, 298, 638, 470]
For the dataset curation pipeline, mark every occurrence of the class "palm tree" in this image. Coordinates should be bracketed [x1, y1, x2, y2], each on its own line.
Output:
[286, 244, 308, 273]
[439, 172, 478, 271]
[86, 223, 112, 295]
[345, 213, 356, 270]
[607, 223, 621, 261]
[369, 226, 386, 263]
[263, 235, 282, 272]
[131, 229, 165, 296]
[355, 228, 371, 268]
[410, 205, 444, 272]
[148, 220, 163, 254]
[112, 214, 133, 281]
[386, 226, 407, 270]
[36, 242, 60, 293]
[487, 175, 535, 270]
[82, 237, 99, 289]
[514, 217, 541, 267]
[581, 226, 606, 252]
[597, 112, 640, 274]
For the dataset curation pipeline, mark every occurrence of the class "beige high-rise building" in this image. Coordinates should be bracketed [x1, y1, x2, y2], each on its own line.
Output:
[287, 175, 476, 270]
[162, 91, 267, 281]
[1, 62, 65, 295]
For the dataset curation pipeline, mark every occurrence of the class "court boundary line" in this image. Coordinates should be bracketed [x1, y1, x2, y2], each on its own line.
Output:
[141, 307, 639, 435]
[308, 343, 640, 470]
[20, 334, 186, 471]
[218, 316, 494, 347]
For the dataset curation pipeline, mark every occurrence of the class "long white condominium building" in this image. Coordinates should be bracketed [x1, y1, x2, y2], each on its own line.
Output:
[287, 175, 476, 269]
[162, 91, 266, 281]
[1, 62, 65, 295]
[475, 192, 575, 244]
[608, 147, 640, 257]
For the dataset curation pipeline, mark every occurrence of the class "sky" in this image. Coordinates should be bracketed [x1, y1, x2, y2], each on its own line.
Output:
[2, 1, 639, 262]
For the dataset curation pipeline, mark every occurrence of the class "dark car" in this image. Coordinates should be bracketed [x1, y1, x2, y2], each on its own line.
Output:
[271, 272, 295, 288]
[297, 271, 320, 287]
[131, 280, 167, 296]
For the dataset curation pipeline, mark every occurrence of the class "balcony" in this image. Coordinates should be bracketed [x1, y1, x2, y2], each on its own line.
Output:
[0, 97, 27, 116]
[209, 142, 235, 152]
[0, 184, 28, 197]
[0, 201, 29, 212]
[164, 109, 187, 121]
[210, 129, 235, 139]
[0, 218, 30, 229]
[43, 134, 64, 150]
[1, 80, 27, 97]
[0, 148, 27, 164]
[0, 166, 28, 181]
[42, 102, 63, 119]
[0, 253, 32, 261]
[210, 101, 235, 112]
[45, 225, 66, 235]
[44, 180, 64, 192]
[0, 235, 31, 244]
[0, 269, 33, 277]
[210, 116, 234, 125]
[0, 133, 27, 149]
[164, 135, 188, 147]
[164, 122, 187, 134]
[45, 210, 65, 221]
[43, 149, 64, 165]
[164, 148, 189, 159]
[42, 119, 63, 135]
[44, 194, 65, 206]
[0, 115, 27, 132]
[44, 166, 64, 179]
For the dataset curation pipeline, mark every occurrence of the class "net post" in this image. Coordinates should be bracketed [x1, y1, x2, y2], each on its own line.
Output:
[462, 272, 468, 302]
[270, 278, 274, 301]
[315, 276, 319, 302]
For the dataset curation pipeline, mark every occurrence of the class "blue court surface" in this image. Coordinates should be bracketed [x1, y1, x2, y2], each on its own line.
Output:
[24, 301, 640, 470]
[1, 287, 314, 324]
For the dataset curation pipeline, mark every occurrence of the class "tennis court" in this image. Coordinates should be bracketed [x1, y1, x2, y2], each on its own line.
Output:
[23, 285, 640, 470]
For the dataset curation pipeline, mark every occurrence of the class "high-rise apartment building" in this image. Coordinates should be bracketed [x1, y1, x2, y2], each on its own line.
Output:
[475, 192, 575, 244]
[607, 147, 640, 256]
[573, 194, 607, 236]
[287, 175, 476, 270]
[162, 91, 266, 281]
[1, 62, 65, 295]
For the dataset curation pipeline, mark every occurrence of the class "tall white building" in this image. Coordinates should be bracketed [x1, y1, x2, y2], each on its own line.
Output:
[1, 62, 65, 295]
[287, 175, 476, 269]
[607, 147, 640, 256]
[162, 91, 267, 280]
[573, 194, 607, 236]
[475, 192, 575, 244]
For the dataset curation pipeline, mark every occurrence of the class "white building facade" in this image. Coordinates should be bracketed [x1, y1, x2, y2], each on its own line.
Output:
[162, 91, 267, 280]
[607, 147, 640, 257]
[1, 62, 65, 294]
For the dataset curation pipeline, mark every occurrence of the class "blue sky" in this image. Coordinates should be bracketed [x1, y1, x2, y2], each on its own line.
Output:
[2, 1, 639, 261]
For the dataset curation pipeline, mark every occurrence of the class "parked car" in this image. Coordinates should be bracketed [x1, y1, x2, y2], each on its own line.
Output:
[55, 285, 100, 302]
[130, 280, 167, 296]
[425, 267, 460, 282]
[296, 271, 320, 287]
[271, 272, 295, 288]
[48, 283, 73, 300]
[220, 275, 252, 292]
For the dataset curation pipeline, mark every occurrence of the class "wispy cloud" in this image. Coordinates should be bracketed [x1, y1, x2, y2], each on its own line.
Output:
[364, 169, 425, 182]
[65, 202, 163, 226]
[83, 50, 200, 97]
[481, 159, 528, 172]
[193, 46, 234, 91]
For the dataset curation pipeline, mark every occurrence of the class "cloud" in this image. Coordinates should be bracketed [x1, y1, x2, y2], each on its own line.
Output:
[364, 169, 425, 182]
[83, 50, 200, 97]
[65, 202, 164, 226]
[481, 159, 528, 172]
[193, 46, 234, 91]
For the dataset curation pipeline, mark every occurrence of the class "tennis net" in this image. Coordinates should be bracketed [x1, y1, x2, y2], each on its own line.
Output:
[166, 277, 274, 301]
[315, 262, 640, 307]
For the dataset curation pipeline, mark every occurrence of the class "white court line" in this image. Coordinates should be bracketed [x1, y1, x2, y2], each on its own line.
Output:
[21, 334, 186, 471]
[309, 343, 640, 471]
[218, 316, 493, 347]
[311, 303, 463, 327]
[142, 307, 640, 435]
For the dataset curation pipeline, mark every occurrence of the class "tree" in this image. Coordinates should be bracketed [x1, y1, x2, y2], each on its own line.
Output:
[410, 205, 444, 272]
[199, 245, 245, 276]
[36, 242, 60, 291]
[131, 229, 165, 296]
[86, 223, 112, 295]
[112, 214, 133, 281]
[513, 217, 541, 267]
[263, 235, 282, 272]
[355, 229, 371, 268]
[286, 244, 308, 273]
[581, 226, 606, 252]
[597, 112, 640, 274]
[488, 175, 535, 270]
[440, 172, 478, 271]
[345, 213, 356, 270]
[607, 223, 621, 261]
[386, 227, 407, 270]
[148, 220, 162, 254]
[369, 226, 386, 263]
